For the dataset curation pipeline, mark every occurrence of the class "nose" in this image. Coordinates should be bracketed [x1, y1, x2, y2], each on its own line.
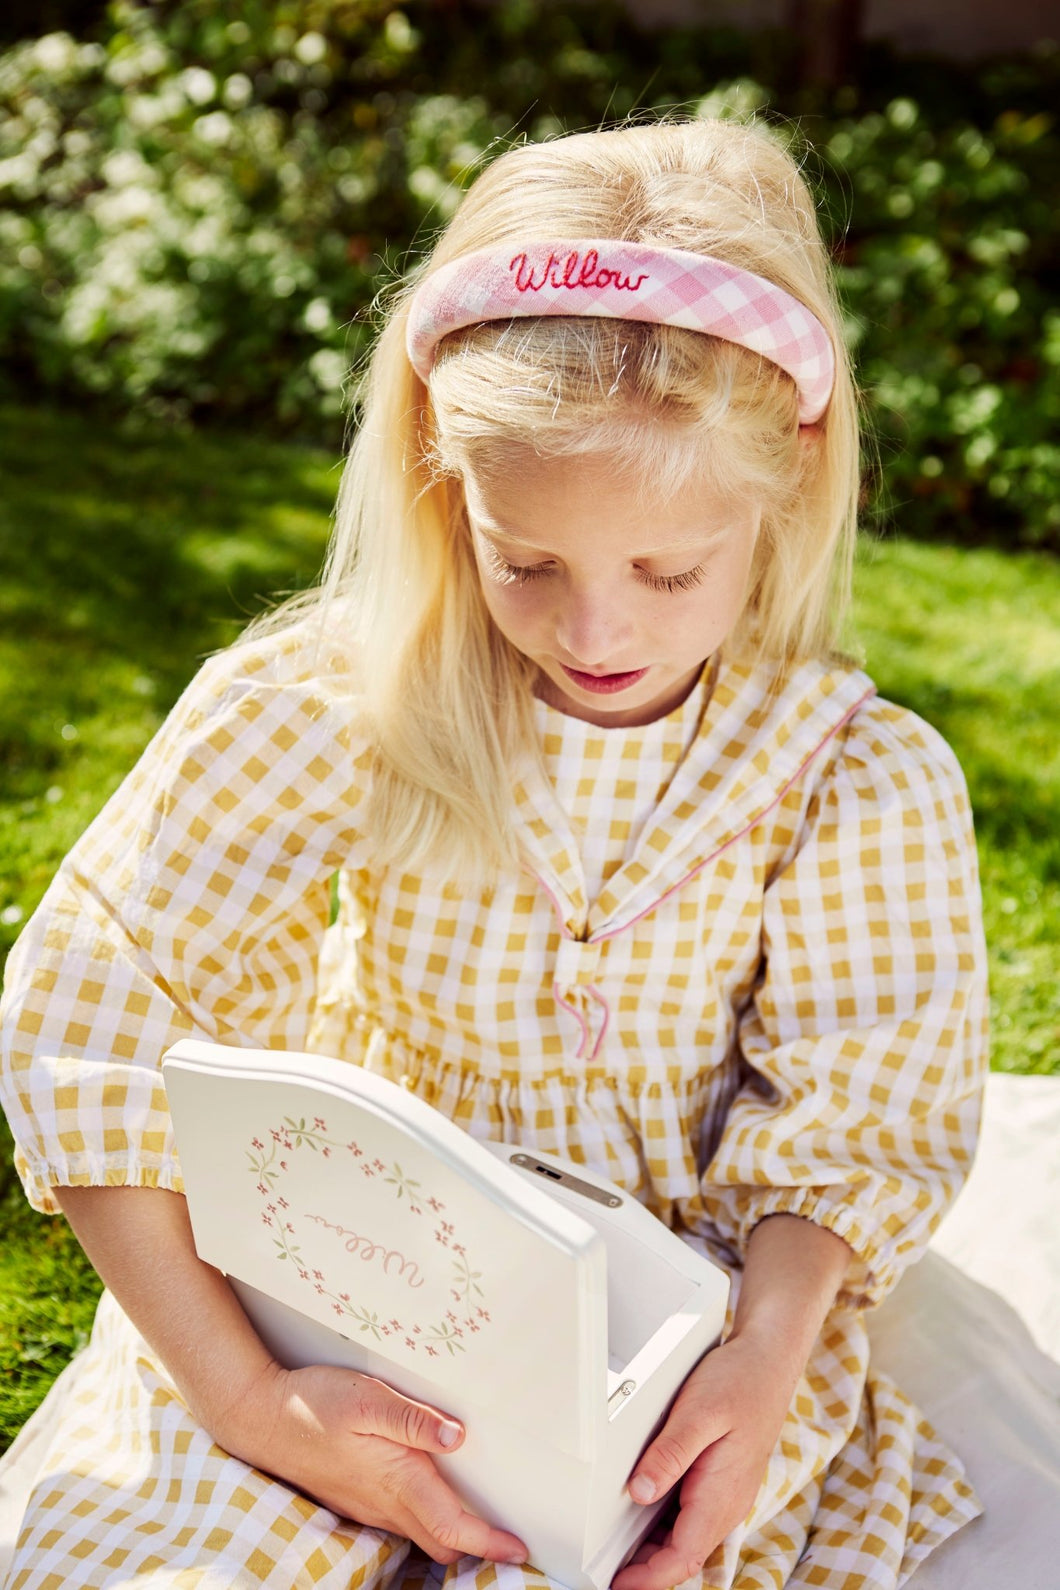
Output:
[554, 581, 633, 669]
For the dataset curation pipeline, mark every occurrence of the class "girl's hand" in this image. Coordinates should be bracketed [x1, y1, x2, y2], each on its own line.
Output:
[613, 1215, 852, 1590]
[611, 1332, 797, 1590]
[222, 1358, 529, 1568]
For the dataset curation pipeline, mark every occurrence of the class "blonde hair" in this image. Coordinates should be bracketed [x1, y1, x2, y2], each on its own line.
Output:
[248, 117, 861, 884]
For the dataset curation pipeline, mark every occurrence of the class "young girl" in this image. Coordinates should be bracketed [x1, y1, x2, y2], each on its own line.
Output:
[0, 118, 987, 1590]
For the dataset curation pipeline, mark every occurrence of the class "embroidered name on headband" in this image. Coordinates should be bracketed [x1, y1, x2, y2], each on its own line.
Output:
[405, 240, 836, 425]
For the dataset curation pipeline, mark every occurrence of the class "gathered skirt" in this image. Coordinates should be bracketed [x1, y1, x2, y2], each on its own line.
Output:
[2, 1270, 979, 1590]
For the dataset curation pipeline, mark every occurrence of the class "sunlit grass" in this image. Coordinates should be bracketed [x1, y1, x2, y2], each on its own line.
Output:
[853, 535, 1060, 1073]
[1, 404, 1057, 1447]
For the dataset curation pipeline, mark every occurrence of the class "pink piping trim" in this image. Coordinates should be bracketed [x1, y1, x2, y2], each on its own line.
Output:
[553, 979, 592, 1060]
[586, 984, 610, 1062]
[530, 683, 874, 1061]
[534, 870, 576, 941]
[593, 687, 876, 943]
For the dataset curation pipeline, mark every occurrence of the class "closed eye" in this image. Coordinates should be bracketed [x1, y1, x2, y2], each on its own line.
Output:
[486, 554, 707, 594]
[485, 555, 553, 586]
[638, 564, 706, 593]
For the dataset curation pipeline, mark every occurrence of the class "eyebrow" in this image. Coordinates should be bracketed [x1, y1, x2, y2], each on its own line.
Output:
[472, 519, 731, 557]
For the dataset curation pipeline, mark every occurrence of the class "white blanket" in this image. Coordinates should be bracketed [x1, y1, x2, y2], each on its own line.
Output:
[3, 1072, 1059, 1586]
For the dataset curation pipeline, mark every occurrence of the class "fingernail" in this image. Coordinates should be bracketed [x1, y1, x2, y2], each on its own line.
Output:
[628, 1474, 656, 1503]
[438, 1421, 461, 1448]
[501, 1550, 528, 1565]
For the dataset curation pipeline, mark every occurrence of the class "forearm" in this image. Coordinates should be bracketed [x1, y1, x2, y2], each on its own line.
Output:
[53, 1184, 530, 1564]
[54, 1184, 277, 1446]
[729, 1212, 851, 1381]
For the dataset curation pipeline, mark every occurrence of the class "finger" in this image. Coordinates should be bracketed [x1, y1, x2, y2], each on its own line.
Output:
[626, 1403, 729, 1506]
[395, 1460, 528, 1566]
[613, 1538, 708, 1590]
[616, 1456, 734, 1590]
[344, 1373, 465, 1454]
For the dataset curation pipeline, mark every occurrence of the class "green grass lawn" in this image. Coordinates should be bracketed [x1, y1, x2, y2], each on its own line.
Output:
[1, 402, 1057, 1449]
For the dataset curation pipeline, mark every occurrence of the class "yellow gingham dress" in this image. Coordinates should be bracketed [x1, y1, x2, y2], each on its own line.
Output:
[0, 625, 988, 1590]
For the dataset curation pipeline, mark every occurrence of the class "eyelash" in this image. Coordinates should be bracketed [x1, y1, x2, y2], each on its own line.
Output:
[491, 559, 707, 593]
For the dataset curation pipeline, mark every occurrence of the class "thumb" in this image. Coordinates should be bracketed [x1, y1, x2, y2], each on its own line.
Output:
[349, 1372, 464, 1453]
[627, 1406, 722, 1505]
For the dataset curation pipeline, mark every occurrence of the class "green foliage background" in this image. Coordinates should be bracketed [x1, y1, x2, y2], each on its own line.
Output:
[1, 0, 1059, 546]
[0, 1, 1058, 1451]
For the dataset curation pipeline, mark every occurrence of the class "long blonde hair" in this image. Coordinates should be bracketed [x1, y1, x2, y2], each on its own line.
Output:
[247, 117, 861, 884]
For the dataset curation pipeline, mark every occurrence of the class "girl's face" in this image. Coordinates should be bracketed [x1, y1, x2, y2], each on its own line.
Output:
[461, 447, 760, 727]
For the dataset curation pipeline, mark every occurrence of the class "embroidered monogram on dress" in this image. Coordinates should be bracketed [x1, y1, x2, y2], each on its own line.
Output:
[509, 249, 649, 294]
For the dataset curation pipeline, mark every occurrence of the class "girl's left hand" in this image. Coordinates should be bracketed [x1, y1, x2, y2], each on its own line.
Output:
[610, 1331, 796, 1590]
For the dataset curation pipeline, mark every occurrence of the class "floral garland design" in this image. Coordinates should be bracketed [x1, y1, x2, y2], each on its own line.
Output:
[246, 1116, 492, 1357]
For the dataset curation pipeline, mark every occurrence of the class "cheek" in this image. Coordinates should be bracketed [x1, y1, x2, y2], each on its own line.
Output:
[475, 573, 548, 640]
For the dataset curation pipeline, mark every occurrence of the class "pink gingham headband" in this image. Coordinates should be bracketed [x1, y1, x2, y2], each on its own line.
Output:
[405, 239, 835, 425]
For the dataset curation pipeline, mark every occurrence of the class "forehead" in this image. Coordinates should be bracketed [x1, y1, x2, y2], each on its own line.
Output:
[460, 447, 751, 554]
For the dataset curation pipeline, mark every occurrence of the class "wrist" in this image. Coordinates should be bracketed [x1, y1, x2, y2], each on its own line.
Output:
[205, 1352, 289, 1465]
[730, 1214, 851, 1373]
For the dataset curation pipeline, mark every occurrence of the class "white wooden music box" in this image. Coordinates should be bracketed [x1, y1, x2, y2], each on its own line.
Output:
[162, 1039, 730, 1590]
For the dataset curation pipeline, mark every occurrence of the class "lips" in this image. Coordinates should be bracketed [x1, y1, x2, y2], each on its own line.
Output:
[560, 664, 649, 695]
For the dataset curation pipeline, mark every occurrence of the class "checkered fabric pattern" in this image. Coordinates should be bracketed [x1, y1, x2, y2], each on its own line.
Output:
[405, 242, 836, 424]
[0, 625, 988, 1589]
[533, 665, 709, 905]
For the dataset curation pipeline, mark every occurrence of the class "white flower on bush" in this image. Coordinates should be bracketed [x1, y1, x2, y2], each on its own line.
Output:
[303, 298, 332, 333]
[408, 165, 459, 216]
[91, 184, 158, 227]
[126, 93, 170, 131]
[178, 66, 216, 106]
[193, 110, 233, 147]
[308, 348, 347, 392]
[106, 40, 169, 88]
[294, 32, 328, 67]
[0, 153, 40, 198]
[34, 32, 89, 77]
[173, 170, 231, 213]
[223, 73, 253, 110]
[101, 148, 154, 188]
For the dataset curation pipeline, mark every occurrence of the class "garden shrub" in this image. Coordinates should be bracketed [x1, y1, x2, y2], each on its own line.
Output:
[0, 0, 1057, 547]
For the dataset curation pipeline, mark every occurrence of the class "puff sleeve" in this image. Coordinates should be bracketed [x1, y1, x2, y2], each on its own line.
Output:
[699, 698, 989, 1309]
[0, 631, 374, 1214]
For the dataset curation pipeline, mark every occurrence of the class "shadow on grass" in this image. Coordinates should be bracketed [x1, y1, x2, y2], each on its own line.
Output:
[1, 402, 339, 686]
[0, 403, 339, 794]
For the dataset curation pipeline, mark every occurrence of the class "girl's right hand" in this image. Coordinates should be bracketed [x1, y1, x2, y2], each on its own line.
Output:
[224, 1358, 530, 1568]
